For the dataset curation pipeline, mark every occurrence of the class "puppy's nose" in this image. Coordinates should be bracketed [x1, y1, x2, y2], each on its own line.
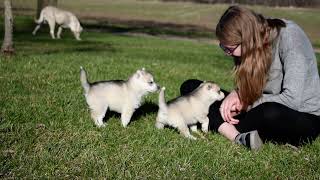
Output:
[220, 91, 225, 98]
[157, 84, 161, 90]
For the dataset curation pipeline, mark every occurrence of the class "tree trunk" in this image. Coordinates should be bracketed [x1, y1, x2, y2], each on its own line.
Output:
[36, 0, 58, 18]
[1, 0, 14, 55]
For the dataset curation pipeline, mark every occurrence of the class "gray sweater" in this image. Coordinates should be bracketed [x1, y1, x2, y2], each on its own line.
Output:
[252, 20, 320, 116]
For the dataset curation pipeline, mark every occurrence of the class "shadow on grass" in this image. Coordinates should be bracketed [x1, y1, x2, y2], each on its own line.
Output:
[1, 15, 210, 56]
[132, 101, 159, 121]
[83, 17, 214, 38]
[102, 101, 159, 124]
[11, 31, 117, 56]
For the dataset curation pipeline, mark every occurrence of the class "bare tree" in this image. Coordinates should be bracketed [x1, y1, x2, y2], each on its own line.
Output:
[36, 0, 58, 18]
[1, 0, 14, 55]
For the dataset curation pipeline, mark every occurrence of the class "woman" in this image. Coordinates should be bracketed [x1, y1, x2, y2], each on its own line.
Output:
[180, 6, 320, 150]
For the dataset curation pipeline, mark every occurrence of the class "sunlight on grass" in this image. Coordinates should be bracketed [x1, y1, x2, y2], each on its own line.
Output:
[1, 23, 320, 178]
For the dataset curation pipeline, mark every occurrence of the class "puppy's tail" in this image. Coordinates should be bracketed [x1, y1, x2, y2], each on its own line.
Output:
[80, 66, 90, 94]
[158, 87, 167, 111]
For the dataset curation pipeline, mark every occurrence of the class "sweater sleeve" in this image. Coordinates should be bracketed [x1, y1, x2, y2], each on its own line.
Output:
[252, 22, 315, 110]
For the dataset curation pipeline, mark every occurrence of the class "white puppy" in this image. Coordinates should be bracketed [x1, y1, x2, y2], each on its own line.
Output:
[156, 82, 224, 139]
[80, 67, 159, 127]
[32, 6, 83, 40]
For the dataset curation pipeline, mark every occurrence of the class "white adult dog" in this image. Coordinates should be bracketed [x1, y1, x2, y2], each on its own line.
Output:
[156, 82, 224, 140]
[32, 6, 83, 40]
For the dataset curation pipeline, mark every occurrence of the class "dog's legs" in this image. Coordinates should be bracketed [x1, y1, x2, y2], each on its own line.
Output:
[155, 121, 165, 129]
[73, 31, 81, 41]
[57, 26, 63, 39]
[32, 25, 41, 35]
[200, 117, 209, 133]
[190, 125, 198, 133]
[90, 106, 108, 128]
[191, 124, 206, 139]
[48, 21, 56, 39]
[178, 123, 197, 140]
[156, 112, 166, 129]
[121, 108, 134, 127]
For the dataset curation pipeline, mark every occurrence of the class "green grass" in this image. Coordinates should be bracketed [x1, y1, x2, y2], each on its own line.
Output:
[1, 17, 320, 179]
[6, 0, 320, 48]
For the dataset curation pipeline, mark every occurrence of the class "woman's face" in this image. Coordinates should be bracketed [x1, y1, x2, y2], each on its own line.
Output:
[219, 43, 241, 57]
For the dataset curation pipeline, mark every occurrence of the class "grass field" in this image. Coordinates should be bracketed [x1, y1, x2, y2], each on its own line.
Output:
[6, 0, 320, 48]
[1, 15, 320, 178]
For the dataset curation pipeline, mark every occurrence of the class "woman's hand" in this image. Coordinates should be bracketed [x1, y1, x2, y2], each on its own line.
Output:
[220, 90, 243, 124]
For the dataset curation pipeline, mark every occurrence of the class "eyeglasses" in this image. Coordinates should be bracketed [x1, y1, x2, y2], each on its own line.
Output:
[219, 43, 240, 55]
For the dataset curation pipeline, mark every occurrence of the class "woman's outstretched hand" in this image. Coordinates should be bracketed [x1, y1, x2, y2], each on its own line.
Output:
[220, 90, 243, 124]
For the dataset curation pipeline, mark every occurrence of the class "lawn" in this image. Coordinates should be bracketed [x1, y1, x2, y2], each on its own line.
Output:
[1, 17, 320, 179]
[7, 0, 320, 48]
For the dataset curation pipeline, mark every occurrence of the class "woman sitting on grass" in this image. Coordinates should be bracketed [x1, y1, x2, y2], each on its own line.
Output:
[180, 5, 320, 150]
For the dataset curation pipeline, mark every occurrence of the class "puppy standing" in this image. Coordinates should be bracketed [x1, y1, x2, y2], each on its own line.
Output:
[80, 67, 159, 127]
[156, 82, 224, 139]
[32, 6, 83, 40]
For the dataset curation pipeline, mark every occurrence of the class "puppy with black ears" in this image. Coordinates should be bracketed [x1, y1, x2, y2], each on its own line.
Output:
[80, 67, 160, 127]
[156, 81, 224, 140]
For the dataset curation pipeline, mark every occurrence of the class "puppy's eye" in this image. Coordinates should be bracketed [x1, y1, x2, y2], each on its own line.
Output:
[148, 81, 154, 85]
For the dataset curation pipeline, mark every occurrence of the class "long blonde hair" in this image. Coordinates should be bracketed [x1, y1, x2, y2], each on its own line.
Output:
[216, 6, 285, 109]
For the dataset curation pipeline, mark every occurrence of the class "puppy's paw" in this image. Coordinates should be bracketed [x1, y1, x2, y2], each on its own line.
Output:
[184, 134, 197, 140]
[202, 129, 209, 134]
[94, 120, 106, 128]
[96, 123, 106, 128]
[121, 121, 130, 128]
[189, 136, 197, 140]
[155, 121, 165, 129]
[198, 133, 206, 139]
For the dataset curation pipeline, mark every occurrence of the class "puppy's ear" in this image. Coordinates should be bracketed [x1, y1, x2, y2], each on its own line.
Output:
[137, 68, 145, 75]
[135, 72, 140, 79]
[207, 84, 212, 90]
[134, 69, 141, 78]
